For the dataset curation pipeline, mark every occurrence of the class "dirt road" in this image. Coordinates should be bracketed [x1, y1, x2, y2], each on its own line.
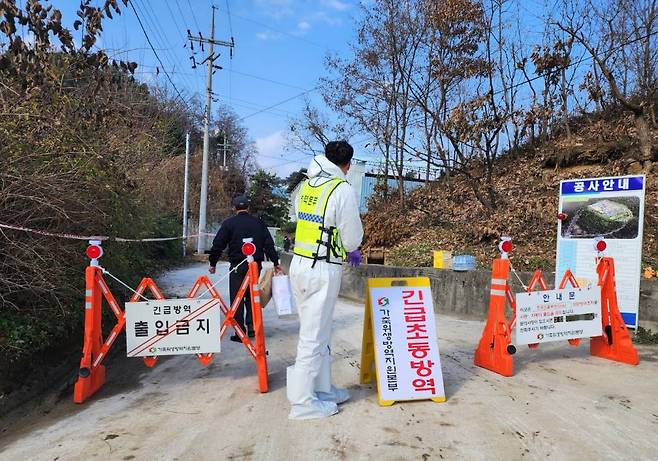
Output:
[1, 262, 657, 461]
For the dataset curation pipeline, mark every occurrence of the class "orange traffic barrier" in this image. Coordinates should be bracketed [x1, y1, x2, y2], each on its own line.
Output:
[590, 257, 640, 365]
[474, 238, 639, 378]
[73, 240, 268, 403]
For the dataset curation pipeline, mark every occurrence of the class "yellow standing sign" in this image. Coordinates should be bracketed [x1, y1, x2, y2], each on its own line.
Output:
[360, 277, 446, 406]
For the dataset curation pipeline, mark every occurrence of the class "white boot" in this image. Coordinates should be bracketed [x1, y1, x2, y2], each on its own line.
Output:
[315, 355, 350, 405]
[287, 366, 338, 420]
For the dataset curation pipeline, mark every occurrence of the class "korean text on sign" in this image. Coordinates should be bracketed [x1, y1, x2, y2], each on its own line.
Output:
[370, 282, 445, 403]
[125, 298, 222, 357]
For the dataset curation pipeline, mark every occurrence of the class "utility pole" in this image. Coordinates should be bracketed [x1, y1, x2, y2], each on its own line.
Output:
[222, 130, 227, 169]
[218, 130, 231, 170]
[182, 132, 190, 256]
[189, 5, 235, 253]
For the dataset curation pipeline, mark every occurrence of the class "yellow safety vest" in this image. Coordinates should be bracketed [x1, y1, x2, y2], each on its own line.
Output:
[294, 177, 347, 265]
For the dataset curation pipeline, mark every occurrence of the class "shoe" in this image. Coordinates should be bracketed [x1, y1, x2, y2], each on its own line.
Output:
[287, 366, 339, 420]
[289, 400, 339, 420]
[247, 329, 255, 338]
[230, 334, 242, 343]
[318, 386, 350, 405]
[315, 354, 350, 404]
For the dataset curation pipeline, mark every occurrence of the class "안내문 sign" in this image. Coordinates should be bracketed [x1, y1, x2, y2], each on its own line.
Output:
[515, 286, 602, 345]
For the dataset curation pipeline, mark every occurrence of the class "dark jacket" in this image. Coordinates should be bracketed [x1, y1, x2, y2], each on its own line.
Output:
[208, 211, 279, 267]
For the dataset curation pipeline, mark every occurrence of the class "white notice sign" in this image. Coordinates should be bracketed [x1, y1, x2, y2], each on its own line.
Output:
[515, 287, 602, 345]
[370, 285, 445, 403]
[125, 298, 221, 357]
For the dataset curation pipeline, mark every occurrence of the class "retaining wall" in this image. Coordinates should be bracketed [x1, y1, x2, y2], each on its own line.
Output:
[280, 253, 658, 326]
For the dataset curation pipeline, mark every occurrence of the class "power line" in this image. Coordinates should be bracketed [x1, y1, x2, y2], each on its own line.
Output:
[228, 68, 307, 90]
[225, 0, 234, 104]
[171, 0, 206, 97]
[129, 1, 188, 106]
[133, 1, 190, 92]
[136, 0, 200, 95]
[225, 0, 234, 38]
[228, 98, 294, 118]
[186, 0, 202, 33]
[232, 13, 329, 50]
[238, 86, 320, 121]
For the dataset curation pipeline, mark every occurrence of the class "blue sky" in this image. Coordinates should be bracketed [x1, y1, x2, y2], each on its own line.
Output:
[43, 0, 559, 178]
[60, 0, 363, 176]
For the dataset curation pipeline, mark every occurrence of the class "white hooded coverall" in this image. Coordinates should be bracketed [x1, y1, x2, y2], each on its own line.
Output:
[287, 155, 364, 420]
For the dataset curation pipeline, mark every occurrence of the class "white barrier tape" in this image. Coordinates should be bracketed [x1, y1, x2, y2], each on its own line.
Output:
[509, 263, 528, 290]
[196, 258, 249, 299]
[0, 222, 215, 243]
[101, 268, 150, 302]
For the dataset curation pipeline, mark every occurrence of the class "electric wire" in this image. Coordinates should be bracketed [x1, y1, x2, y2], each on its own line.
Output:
[134, 0, 197, 95]
[238, 86, 320, 121]
[232, 13, 328, 50]
[129, 1, 188, 106]
[186, 0, 203, 33]
[228, 69, 306, 90]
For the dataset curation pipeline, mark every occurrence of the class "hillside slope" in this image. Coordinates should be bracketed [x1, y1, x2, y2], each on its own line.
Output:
[363, 113, 657, 270]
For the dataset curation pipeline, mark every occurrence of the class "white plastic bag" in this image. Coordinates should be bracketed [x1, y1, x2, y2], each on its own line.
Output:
[272, 274, 296, 316]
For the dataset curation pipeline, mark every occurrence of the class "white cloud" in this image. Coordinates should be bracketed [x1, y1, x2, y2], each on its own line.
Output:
[297, 20, 311, 34]
[255, 131, 307, 176]
[254, 0, 295, 19]
[321, 0, 351, 11]
[256, 31, 282, 41]
[256, 130, 287, 160]
[311, 10, 343, 27]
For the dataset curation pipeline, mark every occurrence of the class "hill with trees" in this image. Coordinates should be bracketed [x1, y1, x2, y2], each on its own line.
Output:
[0, 1, 259, 405]
[288, 0, 658, 270]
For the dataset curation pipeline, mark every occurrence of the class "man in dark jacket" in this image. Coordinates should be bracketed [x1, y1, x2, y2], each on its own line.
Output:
[208, 194, 282, 342]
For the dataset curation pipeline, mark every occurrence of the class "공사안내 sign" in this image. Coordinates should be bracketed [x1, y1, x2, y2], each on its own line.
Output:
[369, 282, 445, 403]
[515, 286, 602, 345]
[556, 175, 645, 328]
[125, 298, 222, 357]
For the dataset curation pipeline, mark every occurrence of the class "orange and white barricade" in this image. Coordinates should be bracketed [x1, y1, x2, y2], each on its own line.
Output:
[74, 240, 268, 404]
[474, 237, 639, 377]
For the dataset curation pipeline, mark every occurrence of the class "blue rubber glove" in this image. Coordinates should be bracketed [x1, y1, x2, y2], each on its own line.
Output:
[347, 250, 362, 268]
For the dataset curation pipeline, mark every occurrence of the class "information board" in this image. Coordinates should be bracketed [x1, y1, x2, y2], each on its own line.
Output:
[125, 298, 222, 357]
[364, 278, 445, 405]
[515, 286, 602, 345]
[556, 175, 645, 328]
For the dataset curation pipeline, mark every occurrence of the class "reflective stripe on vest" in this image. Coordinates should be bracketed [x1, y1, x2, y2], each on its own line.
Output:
[294, 177, 346, 263]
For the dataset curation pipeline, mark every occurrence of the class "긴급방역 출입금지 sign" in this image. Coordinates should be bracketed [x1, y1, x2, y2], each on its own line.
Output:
[364, 277, 446, 405]
[515, 286, 602, 345]
[556, 175, 645, 328]
[125, 298, 222, 357]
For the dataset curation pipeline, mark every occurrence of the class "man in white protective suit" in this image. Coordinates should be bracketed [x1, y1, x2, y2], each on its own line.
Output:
[287, 140, 364, 420]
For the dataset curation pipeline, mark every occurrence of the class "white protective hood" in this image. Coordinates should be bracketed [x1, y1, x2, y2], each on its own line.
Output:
[306, 155, 346, 183]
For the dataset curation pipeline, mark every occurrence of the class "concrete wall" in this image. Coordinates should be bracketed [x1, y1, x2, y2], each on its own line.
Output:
[280, 253, 658, 326]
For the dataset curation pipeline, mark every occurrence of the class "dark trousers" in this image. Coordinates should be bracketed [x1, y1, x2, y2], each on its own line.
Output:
[229, 262, 261, 332]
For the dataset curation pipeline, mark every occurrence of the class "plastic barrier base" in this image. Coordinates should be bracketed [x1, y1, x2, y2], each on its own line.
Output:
[73, 365, 105, 404]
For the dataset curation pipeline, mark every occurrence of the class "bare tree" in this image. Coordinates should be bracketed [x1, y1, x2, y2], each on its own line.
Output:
[286, 99, 353, 156]
[558, 0, 658, 169]
[324, 0, 427, 202]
